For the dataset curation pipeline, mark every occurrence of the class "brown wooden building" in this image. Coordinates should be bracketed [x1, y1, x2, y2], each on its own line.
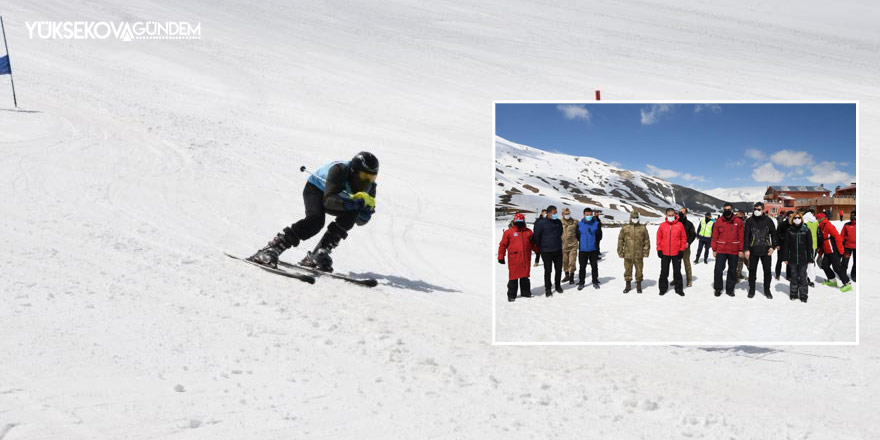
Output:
[763, 185, 830, 215]
[795, 182, 856, 221]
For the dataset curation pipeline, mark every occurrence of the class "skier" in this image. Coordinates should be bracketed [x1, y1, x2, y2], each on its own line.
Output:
[782, 212, 814, 302]
[744, 202, 777, 299]
[498, 213, 539, 302]
[248, 152, 378, 272]
[774, 211, 794, 281]
[617, 211, 650, 293]
[678, 207, 696, 287]
[803, 210, 819, 287]
[816, 212, 853, 292]
[657, 207, 687, 296]
[533, 209, 547, 266]
[533, 205, 564, 296]
[560, 207, 579, 284]
[841, 209, 856, 282]
[711, 203, 743, 297]
[694, 212, 714, 264]
[576, 207, 602, 290]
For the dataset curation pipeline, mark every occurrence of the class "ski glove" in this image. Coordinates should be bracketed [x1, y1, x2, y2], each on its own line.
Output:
[356, 207, 374, 226]
[352, 192, 376, 209]
[498, 258, 505, 264]
[677, 251, 684, 259]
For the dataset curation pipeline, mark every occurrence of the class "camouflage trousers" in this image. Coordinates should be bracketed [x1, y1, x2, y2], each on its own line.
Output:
[623, 257, 644, 282]
[682, 247, 692, 283]
[563, 246, 578, 273]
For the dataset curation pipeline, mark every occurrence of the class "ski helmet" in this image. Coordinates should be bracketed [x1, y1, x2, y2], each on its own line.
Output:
[351, 151, 379, 174]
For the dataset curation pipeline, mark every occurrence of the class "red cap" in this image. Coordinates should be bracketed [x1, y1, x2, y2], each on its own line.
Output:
[513, 213, 526, 223]
[816, 213, 826, 221]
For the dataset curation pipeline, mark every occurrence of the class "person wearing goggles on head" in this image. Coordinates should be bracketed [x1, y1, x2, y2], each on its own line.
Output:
[248, 152, 379, 272]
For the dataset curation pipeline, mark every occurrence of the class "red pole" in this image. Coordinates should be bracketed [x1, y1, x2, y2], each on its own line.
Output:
[595, 90, 601, 101]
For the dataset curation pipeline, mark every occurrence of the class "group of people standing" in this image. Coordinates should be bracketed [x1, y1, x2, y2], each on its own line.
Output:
[497, 203, 856, 303]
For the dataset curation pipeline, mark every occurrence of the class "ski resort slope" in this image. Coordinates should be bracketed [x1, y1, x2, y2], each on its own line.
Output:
[0, 0, 876, 439]
[495, 221, 856, 343]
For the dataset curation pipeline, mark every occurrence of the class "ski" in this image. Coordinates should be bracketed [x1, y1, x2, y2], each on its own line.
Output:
[224, 252, 316, 284]
[277, 260, 378, 287]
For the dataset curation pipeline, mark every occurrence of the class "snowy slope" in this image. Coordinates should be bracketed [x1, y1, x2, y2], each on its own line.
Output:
[496, 137, 747, 223]
[495, 220, 856, 343]
[705, 186, 768, 204]
[0, 0, 876, 439]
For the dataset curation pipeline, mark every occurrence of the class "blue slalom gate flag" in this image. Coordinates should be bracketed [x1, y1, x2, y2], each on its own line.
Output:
[0, 55, 10, 75]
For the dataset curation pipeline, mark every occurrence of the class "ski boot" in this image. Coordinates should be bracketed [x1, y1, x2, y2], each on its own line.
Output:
[247, 233, 298, 268]
[300, 223, 347, 272]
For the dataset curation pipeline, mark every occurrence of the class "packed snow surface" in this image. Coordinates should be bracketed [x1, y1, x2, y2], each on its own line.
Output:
[1, 0, 875, 438]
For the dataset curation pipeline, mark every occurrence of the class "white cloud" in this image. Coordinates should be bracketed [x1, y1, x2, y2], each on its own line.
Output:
[770, 149, 814, 167]
[807, 161, 855, 185]
[645, 163, 705, 182]
[745, 149, 766, 161]
[556, 104, 591, 122]
[640, 104, 673, 125]
[751, 162, 786, 183]
[694, 104, 722, 113]
[726, 159, 746, 167]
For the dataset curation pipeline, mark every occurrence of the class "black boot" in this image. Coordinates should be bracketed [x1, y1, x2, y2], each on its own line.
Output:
[562, 272, 571, 283]
[555, 285, 563, 294]
[569, 272, 576, 285]
[764, 289, 773, 300]
[623, 281, 631, 294]
[747, 288, 755, 298]
[247, 233, 297, 268]
[636, 281, 642, 294]
[300, 223, 347, 272]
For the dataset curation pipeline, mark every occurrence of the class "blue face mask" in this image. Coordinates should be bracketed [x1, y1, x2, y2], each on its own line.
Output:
[552, 214, 558, 220]
[585, 215, 593, 221]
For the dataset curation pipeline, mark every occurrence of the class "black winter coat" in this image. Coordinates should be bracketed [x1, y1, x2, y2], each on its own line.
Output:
[782, 223, 814, 264]
[744, 215, 777, 253]
[776, 220, 790, 250]
[679, 216, 696, 245]
[532, 218, 563, 253]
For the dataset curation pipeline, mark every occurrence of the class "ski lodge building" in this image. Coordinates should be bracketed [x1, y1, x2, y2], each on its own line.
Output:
[762, 185, 830, 215]
[795, 183, 856, 221]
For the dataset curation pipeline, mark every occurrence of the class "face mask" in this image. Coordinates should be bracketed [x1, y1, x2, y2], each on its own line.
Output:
[630, 218, 638, 224]
[667, 215, 675, 222]
[585, 215, 593, 221]
[754, 210, 762, 216]
[562, 214, 569, 219]
[851, 215, 856, 221]
[723, 210, 733, 218]
[679, 212, 686, 218]
[793, 218, 802, 225]
[552, 214, 558, 220]
[514, 221, 525, 227]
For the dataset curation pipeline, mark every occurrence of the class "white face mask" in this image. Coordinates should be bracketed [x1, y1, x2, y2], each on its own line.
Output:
[667, 215, 675, 222]
[630, 218, 638, 224]
[754, 210, 762, 216]
[793, 218, 802, 225]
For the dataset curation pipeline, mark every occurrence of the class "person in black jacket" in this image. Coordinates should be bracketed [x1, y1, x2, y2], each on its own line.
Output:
[533, 209, 547, 266]
[678, 207, 697, 287]
[744, 202, 777, 298]
[782, 212, 814, 302]
[532, 205, 564, 296]
[775, 211, 794, 281]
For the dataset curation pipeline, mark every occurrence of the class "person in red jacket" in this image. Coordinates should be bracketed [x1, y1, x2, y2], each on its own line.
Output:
[816, 212, 853, 291]
[656, 208, 688, 296]
[498, 213, 539, 302]
[711, 203, 744, 297]
[841, 209, 856, 282]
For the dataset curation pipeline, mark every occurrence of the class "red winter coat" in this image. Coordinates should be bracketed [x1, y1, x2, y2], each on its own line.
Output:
[656, 219, 687, 256]
[498, 225, 538, 280]
[818, 219, 845, 255]
[841, 220, 856, 249]
[711, 215, 744, 254]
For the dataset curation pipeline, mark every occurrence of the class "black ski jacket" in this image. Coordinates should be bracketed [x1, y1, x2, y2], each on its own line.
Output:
[679, 215, 696, 245]
[532, 218, 563, 253]
[782, 223, 814, 264]
[744, 215, 777, 253]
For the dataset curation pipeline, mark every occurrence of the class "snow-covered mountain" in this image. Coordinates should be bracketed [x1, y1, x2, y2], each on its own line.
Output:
[495, 137, 749, 222]
[705, 186, 767, 204]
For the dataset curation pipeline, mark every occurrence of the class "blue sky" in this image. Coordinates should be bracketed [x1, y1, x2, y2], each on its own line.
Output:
[495, 103, 857, 190]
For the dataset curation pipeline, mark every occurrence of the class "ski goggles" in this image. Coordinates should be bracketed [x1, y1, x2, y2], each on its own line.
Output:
[355, 170, 377, 184]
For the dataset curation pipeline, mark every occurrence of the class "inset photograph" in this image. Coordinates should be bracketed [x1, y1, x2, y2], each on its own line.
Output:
[493, 102, 857, 344]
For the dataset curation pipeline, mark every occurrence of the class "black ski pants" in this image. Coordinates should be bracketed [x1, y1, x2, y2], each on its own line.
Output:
[542, 250, 563, 291]
[821, 250, 850, 285]
[659, 254, 683, 293]
[842, 248, 856, 281]
[775, 250, 792, 279]
[714, 253, 738, 293]
[695, 236, 711, 262]
[790, 262, 809, 300]
[578, 250, 599, 285]
[283, 183, 358, 245]
[748, 252, 773, 293]
[507, 277, 531, 300]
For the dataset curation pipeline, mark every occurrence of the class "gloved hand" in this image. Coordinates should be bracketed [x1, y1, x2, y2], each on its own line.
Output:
[657, 251, 662, 259]
[677, 251, 684, 259]
[498, 258, 505, 264]
[356, 207, 374, 226]
[352, 192, 376, 209]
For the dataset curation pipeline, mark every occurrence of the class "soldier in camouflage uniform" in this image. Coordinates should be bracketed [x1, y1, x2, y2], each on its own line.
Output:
[617, 211, 651, 293]
[560, 207, 579, 284]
